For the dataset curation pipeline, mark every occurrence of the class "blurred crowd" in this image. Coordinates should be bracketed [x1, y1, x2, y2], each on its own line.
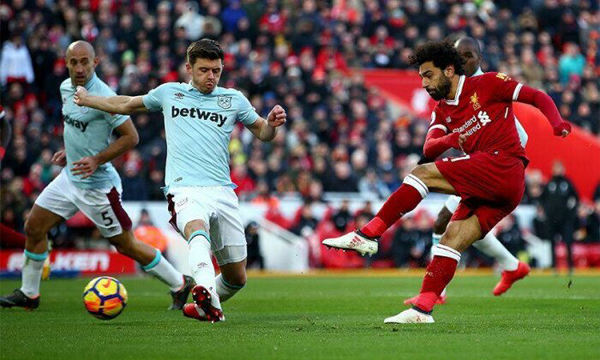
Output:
[266, 162, 600, 269]
[1, 1, 599, 262]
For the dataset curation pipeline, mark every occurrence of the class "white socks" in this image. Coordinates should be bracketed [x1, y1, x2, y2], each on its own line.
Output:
[215, 274, 244, 302]
[20, 250, 47, 298]
[188, 230, 221, 309]
[142, 249, 185, 292]
[431, 244, 461, 262]
[473, 232, 519, 271]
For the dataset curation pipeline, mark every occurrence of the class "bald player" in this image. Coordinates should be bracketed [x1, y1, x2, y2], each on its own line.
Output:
[406, 37, 530, 305]
[0, 41, 194, 311]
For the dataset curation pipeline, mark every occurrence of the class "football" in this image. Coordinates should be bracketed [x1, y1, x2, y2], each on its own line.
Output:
[82, 276, 128, 320]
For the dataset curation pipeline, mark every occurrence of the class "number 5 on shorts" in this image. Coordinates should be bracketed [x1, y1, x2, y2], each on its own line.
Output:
[101, 211, 114, 226]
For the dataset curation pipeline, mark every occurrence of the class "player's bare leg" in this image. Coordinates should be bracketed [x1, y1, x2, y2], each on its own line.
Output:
[216, 259, 247, 302]
[323, 163, 456, 254]
[108, 231, 191, 309]
[433, 205, 529, 297]
[386, 215, 482, 324]
[182, 219, 224, 323]
[0, 205, 63, 309]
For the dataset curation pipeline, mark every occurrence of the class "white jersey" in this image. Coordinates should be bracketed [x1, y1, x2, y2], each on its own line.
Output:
[142, 82, 259, 190]
[60, 73, 129, 189]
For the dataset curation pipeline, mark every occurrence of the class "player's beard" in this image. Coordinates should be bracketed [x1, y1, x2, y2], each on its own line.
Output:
[428, 75, 452, 101]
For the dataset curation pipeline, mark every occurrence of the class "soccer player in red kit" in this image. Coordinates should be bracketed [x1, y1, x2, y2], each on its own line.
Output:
[323, 41, 571, 324]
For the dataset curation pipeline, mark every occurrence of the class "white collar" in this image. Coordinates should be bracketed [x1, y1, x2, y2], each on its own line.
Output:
[444, 75, 465, 106]
[472, 68, 484, 77]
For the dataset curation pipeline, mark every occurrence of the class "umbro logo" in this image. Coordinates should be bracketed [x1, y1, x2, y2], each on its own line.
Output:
[174, 92, 185, 100]
[445, 116, 452, 123]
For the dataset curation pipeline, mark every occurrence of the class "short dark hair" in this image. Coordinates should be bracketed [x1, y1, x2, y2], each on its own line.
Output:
[187, 38, 224, 65]
[409, 41, 465, 75]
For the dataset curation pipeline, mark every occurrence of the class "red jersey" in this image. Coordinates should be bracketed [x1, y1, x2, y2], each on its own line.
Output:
[428, 72, 528, 162]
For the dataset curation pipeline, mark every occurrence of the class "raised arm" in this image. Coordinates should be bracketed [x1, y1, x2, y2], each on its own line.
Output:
[74, 86, 148, 115]
[246, 105, 286, 142]
[514, 85, 571, 137]
[71, 119, 139, 179]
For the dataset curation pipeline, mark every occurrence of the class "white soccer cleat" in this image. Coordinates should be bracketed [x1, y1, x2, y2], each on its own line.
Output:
[384, 308, 435, 324]
[322, 231, 378, 256]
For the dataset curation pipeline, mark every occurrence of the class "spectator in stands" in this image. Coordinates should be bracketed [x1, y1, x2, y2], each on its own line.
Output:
[495, 215, 526, 262]
[541, 161, 579, 272]
[0, 32, 34, 87]
[574, 203, 600, 243]
[291, 201, 319, 237]
[359, 169, 391, 200]
[134, 209, 168, 255]
[245, 221, 264, 270]
[391, 215, 429, 268]
[332, 200, 353, 232]
[558, 42, 586, 84]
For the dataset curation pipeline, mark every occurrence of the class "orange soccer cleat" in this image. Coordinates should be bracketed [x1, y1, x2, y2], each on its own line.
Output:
[493, 262, 531, 296]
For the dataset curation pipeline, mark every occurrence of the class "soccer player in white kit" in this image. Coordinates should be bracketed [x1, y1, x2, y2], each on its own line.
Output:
[403, 37, 530, 306]
[0, 41, 194, 311]
[74, 39, 287, 323]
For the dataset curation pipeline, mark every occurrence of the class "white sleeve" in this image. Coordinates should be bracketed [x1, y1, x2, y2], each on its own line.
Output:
[514, 116, 528, 148]
[0, 46, 7, 86]
[24, 50, 35, 84]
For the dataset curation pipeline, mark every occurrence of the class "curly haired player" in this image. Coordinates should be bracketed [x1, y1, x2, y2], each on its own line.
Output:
[323, 40, 570, 323]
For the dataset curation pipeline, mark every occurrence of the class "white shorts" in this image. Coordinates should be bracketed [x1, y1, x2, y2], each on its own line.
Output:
[444, 195, 461, 214]
[166, 186, 247, 265]
[35, 171, 131, 238]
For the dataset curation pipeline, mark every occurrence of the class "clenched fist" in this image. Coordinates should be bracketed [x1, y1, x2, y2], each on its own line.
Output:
[267, 105, 286, 128]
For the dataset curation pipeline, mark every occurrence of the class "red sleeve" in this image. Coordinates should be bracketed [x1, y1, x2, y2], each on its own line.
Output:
[515, 85, 572, 136]
[484, 72, 522, 103]
[423, 109, 461, 159]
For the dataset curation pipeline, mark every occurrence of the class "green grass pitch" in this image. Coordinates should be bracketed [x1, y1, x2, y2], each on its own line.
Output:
[1, 272, 599, 359]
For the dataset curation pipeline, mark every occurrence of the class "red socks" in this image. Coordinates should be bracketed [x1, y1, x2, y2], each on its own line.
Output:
[414, 245, 461, 312]
[360, 174, 429, 238]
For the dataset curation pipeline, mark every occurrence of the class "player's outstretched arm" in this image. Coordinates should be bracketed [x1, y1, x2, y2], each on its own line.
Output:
[71, 119, 139, 179]
[246, 105, 287, 142]
[74, 86, 148, 115]
[515, 85, 571, 138]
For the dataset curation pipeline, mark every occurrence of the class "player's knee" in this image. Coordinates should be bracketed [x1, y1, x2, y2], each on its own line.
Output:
[225, 270, 247, 288]
[24, 218, 46, 241]
[440, 223, 460, 246]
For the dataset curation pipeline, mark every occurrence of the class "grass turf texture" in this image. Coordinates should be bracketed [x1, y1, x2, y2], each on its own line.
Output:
[1, 273, 599, 359]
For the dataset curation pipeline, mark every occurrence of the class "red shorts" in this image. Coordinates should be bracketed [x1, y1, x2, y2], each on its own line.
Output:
[435, 151, 525, 234]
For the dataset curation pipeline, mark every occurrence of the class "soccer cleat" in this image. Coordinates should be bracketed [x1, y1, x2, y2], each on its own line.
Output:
[41, 256, 51, 281]
[168, 275, 195, 310]
[0, 289, 40, 310]
[183, 285, 224, 323]
[322, 231, 378, 256]
[493, 261, 530, 296]
[384, 308, 435, 324]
